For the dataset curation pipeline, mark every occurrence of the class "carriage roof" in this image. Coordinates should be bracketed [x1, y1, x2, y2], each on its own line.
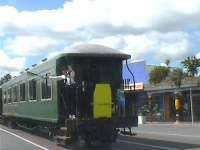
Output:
[1, 44, 130, 87]
[56, 44, 131, 59]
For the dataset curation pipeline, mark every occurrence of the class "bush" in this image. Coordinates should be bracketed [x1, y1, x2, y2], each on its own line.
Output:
[150, 66, 170, 84]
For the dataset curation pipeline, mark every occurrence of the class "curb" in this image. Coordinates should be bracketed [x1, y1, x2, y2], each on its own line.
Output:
[139, 122, 200, 127]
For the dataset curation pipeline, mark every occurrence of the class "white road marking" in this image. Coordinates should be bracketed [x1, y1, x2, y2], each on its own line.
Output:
[135, 131, 200, 138]
[0, 127, 49, 150]
[118, 139, 179, 150]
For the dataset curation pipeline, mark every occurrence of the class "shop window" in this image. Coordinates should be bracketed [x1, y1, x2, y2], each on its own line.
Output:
[20, 83, 25, 101]
[13, 86, 18, 102]
[41, 78, 51, 100]
[29, 79, 36, 100]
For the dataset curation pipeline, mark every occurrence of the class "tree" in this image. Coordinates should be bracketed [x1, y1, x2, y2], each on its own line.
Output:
[4, 74, 12, 81]
[150, 66, 170, 84]
[181, 56, 200, 77]
[165, 59, 170, 67]
[169, 68, 184, 88]
[0, 74, 12, 85]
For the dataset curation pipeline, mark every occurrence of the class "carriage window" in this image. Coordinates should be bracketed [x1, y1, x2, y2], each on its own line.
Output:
[3, 91, 7, 104]
[41, 78, 51, 99]
[20, 83, 25, 101]
[13, 86, 18, 102]
[29, 79, 36, 100]
[7, 89, 12, 103]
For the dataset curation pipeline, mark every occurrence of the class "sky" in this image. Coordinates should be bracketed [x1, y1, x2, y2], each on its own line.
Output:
[0, 0, 200, 77]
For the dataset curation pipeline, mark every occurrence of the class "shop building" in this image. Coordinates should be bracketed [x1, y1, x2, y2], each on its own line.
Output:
[123, 60, 200, 122]
[145, 82, 200, 122]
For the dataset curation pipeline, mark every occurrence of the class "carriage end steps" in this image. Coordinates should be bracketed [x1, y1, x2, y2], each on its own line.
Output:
[56, 136, 71, 146]
[56, 127, 71, 146]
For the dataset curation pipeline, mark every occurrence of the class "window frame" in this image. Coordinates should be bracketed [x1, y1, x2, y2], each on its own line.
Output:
[19, 83, 26, 102]
[28, 79, 37, 101]
[3, 90, 7, 104]
[41, 78, 52, 101]
[12, 85, 19, 103]
[7, 88, 12, 104]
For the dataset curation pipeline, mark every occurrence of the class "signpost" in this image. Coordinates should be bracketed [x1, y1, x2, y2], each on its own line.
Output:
[124, 82, 144, 91]
[190, 88, 194, 125]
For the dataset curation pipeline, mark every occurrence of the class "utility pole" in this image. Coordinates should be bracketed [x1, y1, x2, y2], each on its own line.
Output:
[190, 88, 194, 125]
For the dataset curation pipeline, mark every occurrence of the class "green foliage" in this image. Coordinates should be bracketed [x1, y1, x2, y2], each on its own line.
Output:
[181, 56, 200, 77]
[169, 68, 184, 88]
[0, 74, 12, 85]
[150, 66, 170, 84]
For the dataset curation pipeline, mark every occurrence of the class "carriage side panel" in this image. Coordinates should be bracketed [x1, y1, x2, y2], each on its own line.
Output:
[2, 59, 59, 123]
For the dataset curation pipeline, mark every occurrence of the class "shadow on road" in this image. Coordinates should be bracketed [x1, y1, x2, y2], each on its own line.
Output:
[62, 140, 114, 150]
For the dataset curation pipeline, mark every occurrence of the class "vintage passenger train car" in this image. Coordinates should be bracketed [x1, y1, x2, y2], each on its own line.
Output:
[0, 87, 2, 121]
[0, 44, 137, 144]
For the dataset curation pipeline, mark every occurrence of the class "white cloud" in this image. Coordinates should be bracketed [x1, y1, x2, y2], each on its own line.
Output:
[196, 52, 200, 59]
[0, 50, 26, 73]
[47, 51, 62, 59]
[89, 36, 127, 50]
[4, 36, 61, 56]
[160, 63, 168, 67]
[171, 0, 200, 14]
[1, 0, 200, 36]
[87, 31, 192, 61]
[123, 34, 156, 58]
[0, 6, 18, 36]
[158, 38, 191, 59]
[123, 31, 192, 61]
[0, 0, 200, 75]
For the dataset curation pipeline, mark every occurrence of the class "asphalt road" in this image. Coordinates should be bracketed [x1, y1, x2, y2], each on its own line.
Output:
[0, 124, 200, 150]
[0, 124, 65, 150]
[133, 123, 200, 145]
[0, 129, 40, 150]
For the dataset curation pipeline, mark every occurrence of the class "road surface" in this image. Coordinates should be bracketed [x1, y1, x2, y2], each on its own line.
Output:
[0, 124, 200, 150]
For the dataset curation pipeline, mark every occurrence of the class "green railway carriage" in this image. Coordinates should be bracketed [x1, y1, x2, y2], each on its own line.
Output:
[0, 87, 2, 117]
[1, 57, 58, 123]
[1, 44, 137, 144]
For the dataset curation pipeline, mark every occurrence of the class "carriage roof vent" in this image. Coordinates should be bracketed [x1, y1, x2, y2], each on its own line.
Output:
[41, 58, 47, 62]
[25, 68, 29, 71]
[32, 64, 37, 67]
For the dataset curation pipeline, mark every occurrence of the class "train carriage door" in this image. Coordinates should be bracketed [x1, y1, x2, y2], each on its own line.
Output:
[90, 62, 100, 83]
[79, 60, 101, 118]
[93, 84, 112, 119]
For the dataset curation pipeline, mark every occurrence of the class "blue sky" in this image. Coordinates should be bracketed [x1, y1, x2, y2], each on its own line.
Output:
[0, 0, 67, 11]
[0, 0, 200, 77]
